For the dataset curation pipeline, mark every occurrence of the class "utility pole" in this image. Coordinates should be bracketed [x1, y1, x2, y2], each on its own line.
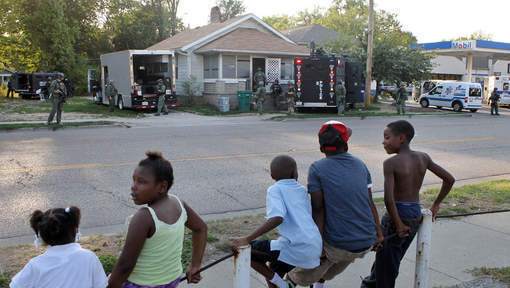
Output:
[365, 0, 374, 106]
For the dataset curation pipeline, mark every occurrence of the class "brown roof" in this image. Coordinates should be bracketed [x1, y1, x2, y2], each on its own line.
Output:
[196, 28, 309, 55]
[147, 15, 247, 50]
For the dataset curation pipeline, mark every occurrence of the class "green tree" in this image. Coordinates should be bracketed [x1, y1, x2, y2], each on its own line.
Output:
[262, 15, 298, 31]
[217, 0, 246, 21]
[451, 30, 493, 41]
[295, 7, 324, 26]
[320, 0, 430, 98]
[105, 0, 184, 50]
[0, 0, 41, 71]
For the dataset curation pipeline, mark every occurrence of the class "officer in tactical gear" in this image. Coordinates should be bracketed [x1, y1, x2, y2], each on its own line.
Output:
[7, 78, 14, 98]
[270, 79, 282, 109]
[46, 74, 67, 125]
[489, 87, 500, 116]
[105, 79, 118, 112]
[286, 83, 295, 115]
[396, 83, 408, 114]
[253, 67, 266, 114]
[155, 79, 169, 116]
[335, 81, 346, 115]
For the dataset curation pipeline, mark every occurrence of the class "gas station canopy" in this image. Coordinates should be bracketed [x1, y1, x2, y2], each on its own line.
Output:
[412, 40, 510, 82]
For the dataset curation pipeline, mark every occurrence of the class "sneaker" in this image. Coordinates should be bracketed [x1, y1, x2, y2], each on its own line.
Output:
[163, 112, 168, 115]
[45, 122, 50, 126]
[154, 113, 160, 116]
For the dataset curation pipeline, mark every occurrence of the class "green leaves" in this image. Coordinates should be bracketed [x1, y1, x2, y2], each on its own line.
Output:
[217, 0, 246, 22]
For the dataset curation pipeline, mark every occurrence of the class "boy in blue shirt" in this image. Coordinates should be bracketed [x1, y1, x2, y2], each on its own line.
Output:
[231, 155, 322, 288]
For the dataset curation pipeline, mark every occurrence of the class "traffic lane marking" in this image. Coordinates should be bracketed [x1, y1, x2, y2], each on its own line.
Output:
[0, 136, 507, 175]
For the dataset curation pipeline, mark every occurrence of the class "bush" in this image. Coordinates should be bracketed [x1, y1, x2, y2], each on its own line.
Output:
[0, 273, 9, 288]
[98, 254, 118, 275]
[182, 75, 200, 105]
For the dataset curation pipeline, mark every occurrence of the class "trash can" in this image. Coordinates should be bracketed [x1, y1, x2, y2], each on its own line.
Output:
[218, 96, 230, 112]
[237, 90, 252, 112]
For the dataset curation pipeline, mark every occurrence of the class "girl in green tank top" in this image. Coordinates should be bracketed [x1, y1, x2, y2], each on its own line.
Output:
[108, 151, 207, 288]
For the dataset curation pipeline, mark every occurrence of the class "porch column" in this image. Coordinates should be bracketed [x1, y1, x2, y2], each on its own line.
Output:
[488, 58, 496, 77]
[219, 53, 223, 79]
[466, 54, 473, 82]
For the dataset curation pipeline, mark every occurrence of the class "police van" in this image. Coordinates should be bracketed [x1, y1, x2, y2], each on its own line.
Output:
[419, 81, 482, 112]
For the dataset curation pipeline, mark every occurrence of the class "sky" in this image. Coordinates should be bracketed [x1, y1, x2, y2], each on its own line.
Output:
[178, 0, 509, 43]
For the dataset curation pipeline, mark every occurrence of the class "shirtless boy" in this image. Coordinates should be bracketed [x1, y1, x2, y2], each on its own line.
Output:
[361, 120, 455, 288]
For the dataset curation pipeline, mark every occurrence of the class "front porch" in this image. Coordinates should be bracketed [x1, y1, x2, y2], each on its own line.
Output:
[199, 52, 297, 110]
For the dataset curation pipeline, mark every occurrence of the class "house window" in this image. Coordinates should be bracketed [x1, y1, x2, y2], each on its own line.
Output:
[281, 58, 293, 80]
[222, 55, 236, 79]
[237, 56, 250, 79]
[204, 55, 218, 79]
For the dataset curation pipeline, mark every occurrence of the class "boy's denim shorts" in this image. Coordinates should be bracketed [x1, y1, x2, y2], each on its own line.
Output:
[250, 240, 295, 277]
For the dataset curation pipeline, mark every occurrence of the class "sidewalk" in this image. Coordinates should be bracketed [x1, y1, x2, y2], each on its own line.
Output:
[180, 211, 510, 288]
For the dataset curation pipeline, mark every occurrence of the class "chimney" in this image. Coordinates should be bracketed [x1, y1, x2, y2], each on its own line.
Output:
[210, 6, 221, 23]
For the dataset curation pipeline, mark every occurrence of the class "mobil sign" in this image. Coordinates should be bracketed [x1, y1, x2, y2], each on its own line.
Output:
[451, 40, 476, 49]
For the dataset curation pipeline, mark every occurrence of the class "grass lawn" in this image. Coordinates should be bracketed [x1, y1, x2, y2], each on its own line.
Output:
[471, 266, 510, 284]
[0, 121, 118, 131]
[270, 102, 458, 121]
[0, 97, 143, 119]
[1, 180, 508, 286]
[420, 180, 510, 216]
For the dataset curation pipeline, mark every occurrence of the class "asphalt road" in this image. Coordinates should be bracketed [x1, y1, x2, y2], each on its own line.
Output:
[1, 107, 509, 244]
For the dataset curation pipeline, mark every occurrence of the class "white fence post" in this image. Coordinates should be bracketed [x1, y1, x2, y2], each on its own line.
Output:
[234, 245, 251, 288]
[414, 209, 432, 288]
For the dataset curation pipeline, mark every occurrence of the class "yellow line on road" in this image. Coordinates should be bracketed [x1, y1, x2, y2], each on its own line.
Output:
[0, 136, 507, 175]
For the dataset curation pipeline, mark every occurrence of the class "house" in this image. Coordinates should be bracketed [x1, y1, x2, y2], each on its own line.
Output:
[147, 8, 309, 108]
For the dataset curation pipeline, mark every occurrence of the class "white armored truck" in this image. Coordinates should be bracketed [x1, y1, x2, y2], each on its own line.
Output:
[99, 50, 178, 110]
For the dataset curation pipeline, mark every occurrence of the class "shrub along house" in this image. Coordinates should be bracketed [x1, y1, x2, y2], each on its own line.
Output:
[147, 8, 309, 109]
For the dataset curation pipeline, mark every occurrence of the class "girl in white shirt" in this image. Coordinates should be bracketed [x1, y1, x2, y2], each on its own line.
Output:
[10, 206, 108, 288]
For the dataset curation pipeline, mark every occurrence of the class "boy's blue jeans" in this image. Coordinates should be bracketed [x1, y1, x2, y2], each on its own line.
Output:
[361, 214, 421, 288]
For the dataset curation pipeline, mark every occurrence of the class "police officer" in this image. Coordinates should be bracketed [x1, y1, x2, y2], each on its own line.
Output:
[105, 80, 118, 112]
[489, 87, 500, 116]
[270, 79, 282, 109]
[155, 78, 169, 116]
[396, 83, 408, 114]
[286, 83, 295, 114]
[46, 74, 67, 125]
[7, 78, 14, 98]
[335, 81, 346, 115]
[253, 67, 266, 114]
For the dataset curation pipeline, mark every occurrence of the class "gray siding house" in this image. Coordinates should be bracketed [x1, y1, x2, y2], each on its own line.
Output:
[147, 11, 309, 108]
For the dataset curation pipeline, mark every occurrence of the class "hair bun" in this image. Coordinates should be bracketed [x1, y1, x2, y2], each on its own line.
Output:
[145, 151, 163, 160]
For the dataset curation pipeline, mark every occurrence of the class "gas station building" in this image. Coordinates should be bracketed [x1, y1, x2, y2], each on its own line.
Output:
[413, 40, 510, 88]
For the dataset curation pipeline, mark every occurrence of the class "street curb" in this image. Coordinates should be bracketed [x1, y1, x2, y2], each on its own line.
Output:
[270, 112, 472, 122]
[0, 122, 129, 132]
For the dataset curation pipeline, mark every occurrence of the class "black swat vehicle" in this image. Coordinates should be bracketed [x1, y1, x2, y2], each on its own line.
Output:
[11, 71, 72, 99]
[294, 49, 362, 111]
